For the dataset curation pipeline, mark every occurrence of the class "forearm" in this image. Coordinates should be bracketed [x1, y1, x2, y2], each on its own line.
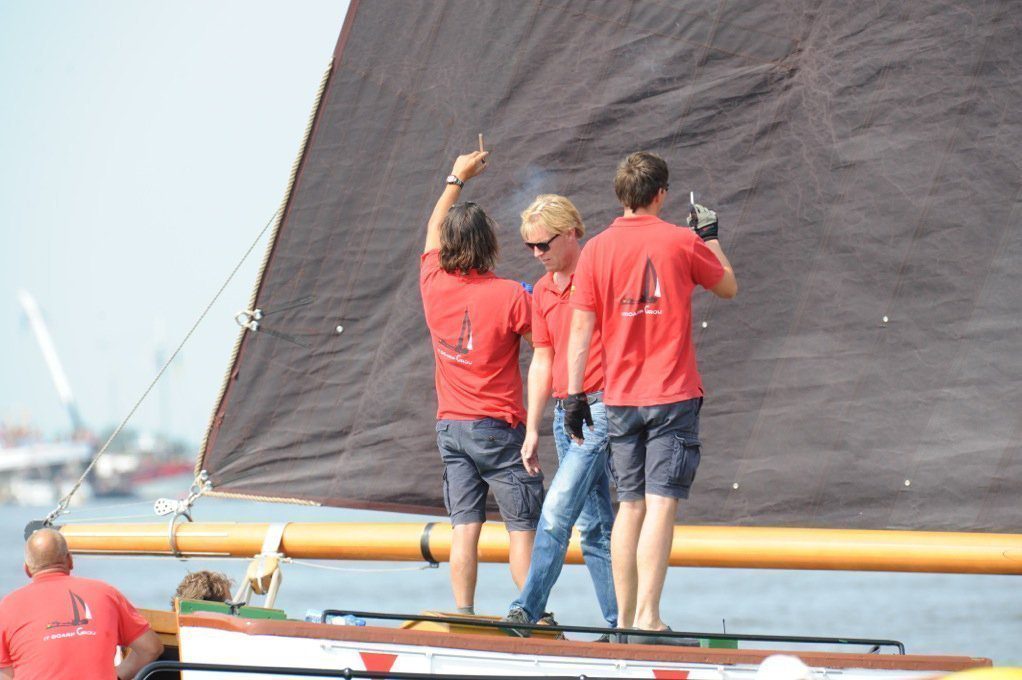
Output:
[526, 350, 553, 433]
[705, 239, 738, 298]
[566, 310, 596, 394]
[117, 631, 163, 680]
[116, 653, 149, 680]
[424, 150, 489, 253]
[704, 239, 733, 272]
[424, 183, 462, 253]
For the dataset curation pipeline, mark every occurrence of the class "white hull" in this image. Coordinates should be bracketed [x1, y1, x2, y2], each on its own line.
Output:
[177, 614, 986, 679]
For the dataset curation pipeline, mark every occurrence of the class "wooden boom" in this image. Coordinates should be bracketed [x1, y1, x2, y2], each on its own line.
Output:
[57, 522, 1022, 575]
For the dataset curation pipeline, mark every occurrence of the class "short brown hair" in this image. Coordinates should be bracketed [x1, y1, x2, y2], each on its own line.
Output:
[439, 202, 499, 274]
[519, 194, 585, 239]
[614, 152, 669, 210]
[172, 570, 234, 608]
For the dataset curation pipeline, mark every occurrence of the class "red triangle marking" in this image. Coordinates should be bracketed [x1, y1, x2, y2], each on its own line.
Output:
[653, 671, 690, 680]
[359, 652, 397, 673]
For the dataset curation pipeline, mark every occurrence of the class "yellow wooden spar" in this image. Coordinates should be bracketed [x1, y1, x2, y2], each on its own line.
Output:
[58, 522, 1022, 575]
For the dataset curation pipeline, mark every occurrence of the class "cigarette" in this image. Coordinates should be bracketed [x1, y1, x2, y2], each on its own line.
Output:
[478, 133, 485, 152]
[690, 191, 695, 205]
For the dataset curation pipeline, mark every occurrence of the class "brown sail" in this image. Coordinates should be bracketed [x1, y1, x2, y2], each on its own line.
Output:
[198, 0, 1022, 532]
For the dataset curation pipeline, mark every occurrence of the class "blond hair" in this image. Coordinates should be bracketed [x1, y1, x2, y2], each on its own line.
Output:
[520, 194, 585, 240]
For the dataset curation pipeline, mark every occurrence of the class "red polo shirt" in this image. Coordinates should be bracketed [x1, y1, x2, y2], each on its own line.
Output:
[420, 250, 531, 426]
[570, 214, 724, 406]
[532, 272, 604, 399]
[0, 571, 151, 680]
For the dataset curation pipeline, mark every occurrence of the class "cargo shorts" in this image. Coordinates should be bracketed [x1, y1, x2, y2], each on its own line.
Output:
[435, 418, 544, 531]
[606, 397, 702, 501]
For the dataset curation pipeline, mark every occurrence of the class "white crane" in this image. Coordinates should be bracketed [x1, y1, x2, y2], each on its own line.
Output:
[16, 290, 84, 433]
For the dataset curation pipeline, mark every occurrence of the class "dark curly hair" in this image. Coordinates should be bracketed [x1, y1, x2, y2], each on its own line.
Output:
[439, 202, 499, 274]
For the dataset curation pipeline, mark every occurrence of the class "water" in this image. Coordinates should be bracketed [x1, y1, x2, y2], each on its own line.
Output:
[2, 493, 1019, 665]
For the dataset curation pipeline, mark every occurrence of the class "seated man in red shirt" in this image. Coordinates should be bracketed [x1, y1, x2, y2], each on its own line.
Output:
[420, 148, 543, 614]
[0, 528, 163, 679]
[565, 152, 737, 644]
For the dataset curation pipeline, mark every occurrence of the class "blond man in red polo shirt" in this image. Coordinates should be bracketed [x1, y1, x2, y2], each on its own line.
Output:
[565, 152, 737, 644]
[420, 149, 543, 614]
[504, 195, 617, 636]
[0, 529, 163, 680]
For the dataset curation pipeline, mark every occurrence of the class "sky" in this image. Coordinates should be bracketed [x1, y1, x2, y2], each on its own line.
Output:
[0, 2, 350, 444]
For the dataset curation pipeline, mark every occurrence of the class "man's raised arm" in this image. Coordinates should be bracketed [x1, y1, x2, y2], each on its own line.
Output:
[705, 240, 738, 298]
[689, 202, 738, 298]
[424, 151, 490, 253]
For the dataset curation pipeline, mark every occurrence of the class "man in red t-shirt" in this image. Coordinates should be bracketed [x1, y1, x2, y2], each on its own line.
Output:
[0, 528, 163, 680]
[565, 152, 738, 643]
[420, 148, 543, 614]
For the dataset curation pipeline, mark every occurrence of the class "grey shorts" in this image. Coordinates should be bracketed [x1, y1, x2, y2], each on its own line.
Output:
[606, 398, 702, 501]
[436, 418, 544, 531]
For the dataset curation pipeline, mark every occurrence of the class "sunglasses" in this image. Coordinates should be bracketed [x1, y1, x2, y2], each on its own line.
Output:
[523, 233, 560, 253]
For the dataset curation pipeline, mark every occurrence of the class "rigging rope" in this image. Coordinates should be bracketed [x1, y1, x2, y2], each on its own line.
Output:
[59, 514, 157, 524]
[41, 208, 282, 527]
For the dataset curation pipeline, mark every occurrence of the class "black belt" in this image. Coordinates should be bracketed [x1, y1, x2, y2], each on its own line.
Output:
[555, 391, 603, 409]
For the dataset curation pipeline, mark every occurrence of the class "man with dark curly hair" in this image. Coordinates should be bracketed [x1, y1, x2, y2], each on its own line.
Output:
[420, 147, 542, 614]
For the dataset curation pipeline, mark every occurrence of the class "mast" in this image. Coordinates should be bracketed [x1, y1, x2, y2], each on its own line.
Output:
[57, 522, 1022, 575]
[17, 290, 84, 433]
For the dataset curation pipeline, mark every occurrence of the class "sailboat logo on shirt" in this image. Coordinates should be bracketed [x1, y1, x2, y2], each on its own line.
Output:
[46, 591, 93, 629]
[620, 256, 662, 305]
[439, 308, 473, 355]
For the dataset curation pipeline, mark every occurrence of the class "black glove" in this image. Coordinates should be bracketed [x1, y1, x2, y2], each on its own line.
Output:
[562, 393, 593, 441]
[688, 202, 719, 242]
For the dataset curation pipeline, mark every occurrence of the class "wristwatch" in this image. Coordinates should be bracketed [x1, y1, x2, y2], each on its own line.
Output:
[445, 175, 465, 188]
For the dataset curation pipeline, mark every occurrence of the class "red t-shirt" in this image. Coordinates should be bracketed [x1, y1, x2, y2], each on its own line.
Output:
[532, 272, 605, 399]
[570, 214, 725, 406]
[0, 571, 151, 680]
[420, 250, 531, 426]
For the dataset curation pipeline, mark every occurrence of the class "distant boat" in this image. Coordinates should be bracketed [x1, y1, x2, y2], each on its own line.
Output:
[0, 437, 93, 506]
[7, 291, 191, 504]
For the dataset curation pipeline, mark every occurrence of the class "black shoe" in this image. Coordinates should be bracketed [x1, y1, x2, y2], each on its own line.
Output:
[536, 612, 565, 640]
[627, 626, 700, 647]
[594, 632, 612, 643]
[501, 607, 532, 638]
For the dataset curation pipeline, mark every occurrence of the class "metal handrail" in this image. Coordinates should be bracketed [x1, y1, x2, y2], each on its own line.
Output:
[134, 659, 619, 679]
[321, 609, 906, 654]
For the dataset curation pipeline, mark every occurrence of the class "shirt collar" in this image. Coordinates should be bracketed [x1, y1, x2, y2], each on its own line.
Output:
[32, 569, 71, 583]
[455, 268, 496, 280]
[611, 214, 663, 228]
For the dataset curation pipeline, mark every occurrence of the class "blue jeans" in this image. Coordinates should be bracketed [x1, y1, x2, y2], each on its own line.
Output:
[511, 400, 617, 626]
